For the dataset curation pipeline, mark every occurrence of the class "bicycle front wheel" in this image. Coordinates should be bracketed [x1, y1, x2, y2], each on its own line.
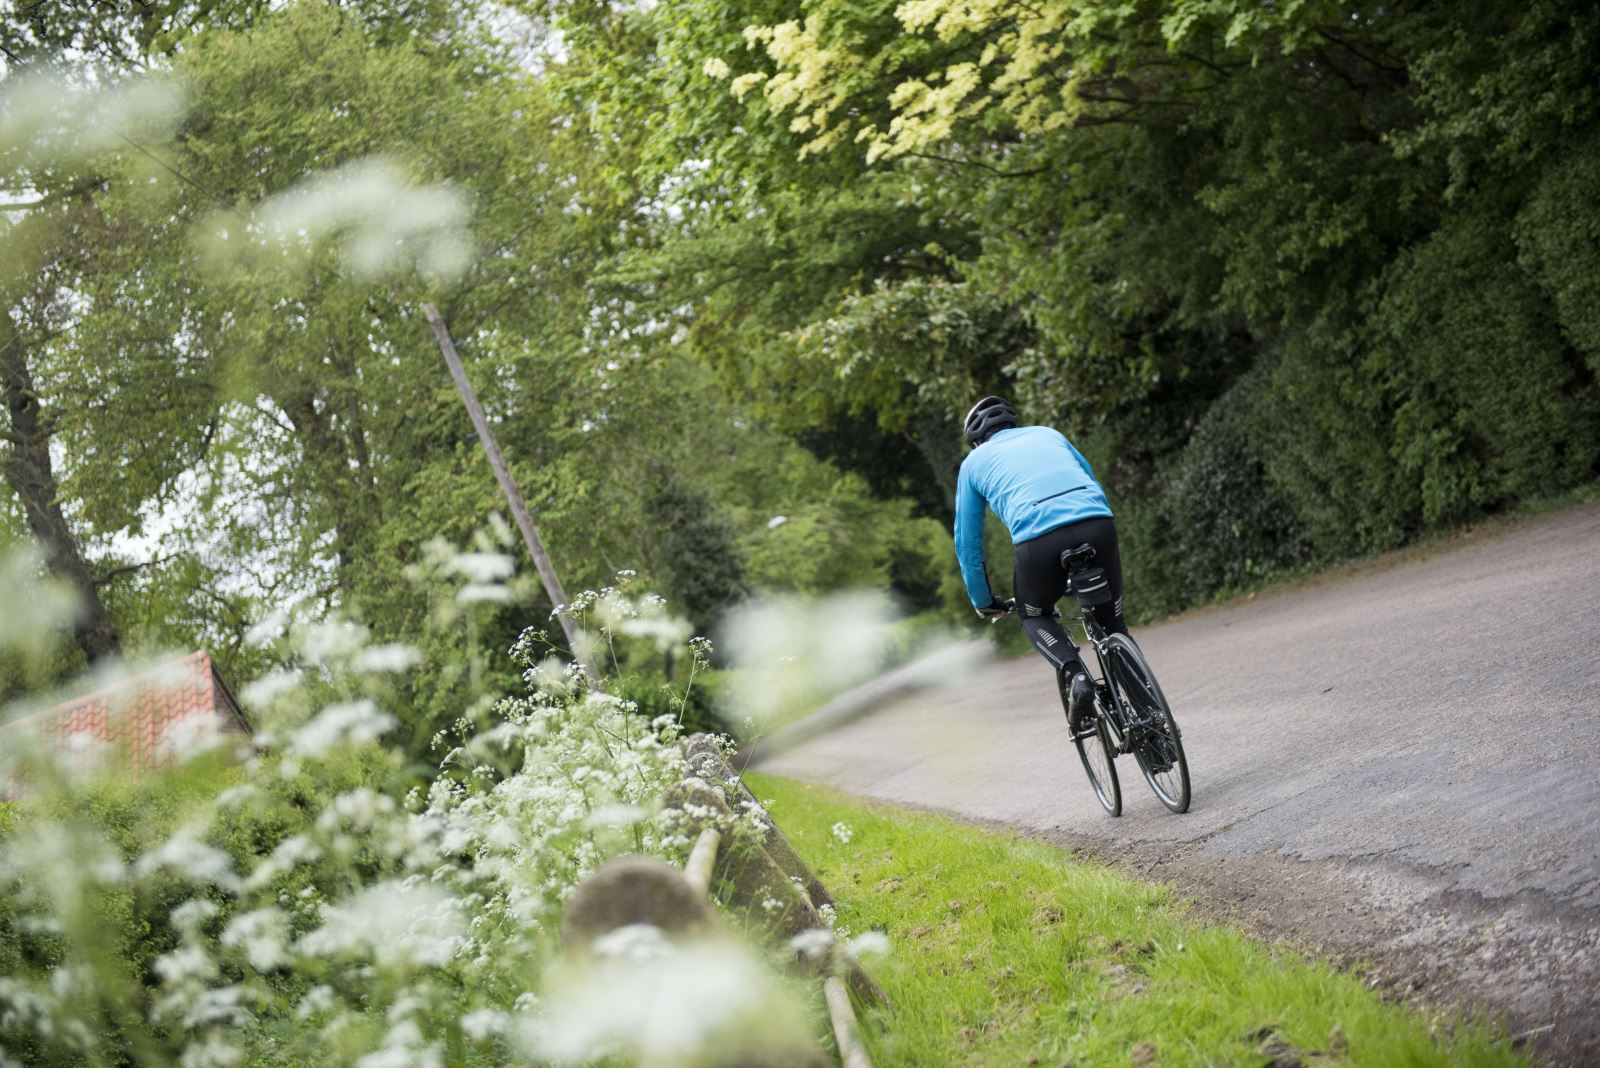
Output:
[1104, 633, 1190, 813]
[1068, 692, 1121, 817]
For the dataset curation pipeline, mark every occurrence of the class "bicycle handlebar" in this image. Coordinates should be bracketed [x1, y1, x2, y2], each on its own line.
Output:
[984, 597, 1067, 624]
[984, 598, 1017, 624]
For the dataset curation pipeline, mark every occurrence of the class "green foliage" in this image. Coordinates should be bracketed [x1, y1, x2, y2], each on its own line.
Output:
[7, 0, 950, 744]
[1115, 369, 1308, 617]
[1251, 197, 1598, 559]
[1255, 325, 1421, 557]
[720, 442, 954, 610]
[610, 669, 726, 737]
[1396, 1, 1600, 189]
[8, 0, 1600, 745]
[1164, 391, 1304, 585]
[559, 0, 1600, 621]
[1372, 204, 1599, 524]
[644, 478, 750, 633]
[1517, 129, 1600, 377]
[0, 1, 269, 66]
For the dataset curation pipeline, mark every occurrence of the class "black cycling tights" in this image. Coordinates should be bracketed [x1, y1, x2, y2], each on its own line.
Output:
[1012, 515, 1128, 678]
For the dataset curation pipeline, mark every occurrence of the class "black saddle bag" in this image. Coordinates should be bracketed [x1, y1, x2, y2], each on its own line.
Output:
[1069, 566, 1114, 607]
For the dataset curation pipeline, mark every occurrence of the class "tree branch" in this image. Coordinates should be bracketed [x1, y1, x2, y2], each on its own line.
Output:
[93, 553, 179, 587]
[904, 151, 1049, 179]
[1314, 27, 1408, 76]
[254, 400, 297, 435]
[0, 417, 57, 446]
[0, 175, 104, 213]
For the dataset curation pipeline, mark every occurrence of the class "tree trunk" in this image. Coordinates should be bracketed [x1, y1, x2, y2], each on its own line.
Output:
[283, 384, 370, 578]
[910, 402, 964, 515]
[1, 323, 123, 664]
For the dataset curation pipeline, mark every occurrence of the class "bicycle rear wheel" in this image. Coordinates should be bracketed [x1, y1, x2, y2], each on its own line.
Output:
[1103, 633, 1190, 813]
[1066, 683, 1121, 816]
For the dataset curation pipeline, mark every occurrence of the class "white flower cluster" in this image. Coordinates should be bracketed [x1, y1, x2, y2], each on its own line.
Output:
[0, 573, 711, 1068]
[427, 687, 686, 931]
[534, 573, 701, 667]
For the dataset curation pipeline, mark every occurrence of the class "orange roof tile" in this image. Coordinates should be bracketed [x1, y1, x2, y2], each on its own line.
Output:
[0, 651, 250, 793]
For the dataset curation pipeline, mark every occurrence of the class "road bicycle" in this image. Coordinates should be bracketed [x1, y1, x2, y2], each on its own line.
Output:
[999, 543, 1191, 816]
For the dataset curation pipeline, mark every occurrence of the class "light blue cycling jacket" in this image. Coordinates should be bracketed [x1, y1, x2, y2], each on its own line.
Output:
[953, 425, 1113, 607]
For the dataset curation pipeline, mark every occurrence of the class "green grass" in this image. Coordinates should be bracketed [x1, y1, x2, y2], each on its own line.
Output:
[747, 773, 1527, 1068]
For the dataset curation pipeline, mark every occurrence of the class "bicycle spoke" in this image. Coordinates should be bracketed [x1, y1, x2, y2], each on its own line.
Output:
[1074, 716, 1120, 816]
[1066, 676, 1120, 816]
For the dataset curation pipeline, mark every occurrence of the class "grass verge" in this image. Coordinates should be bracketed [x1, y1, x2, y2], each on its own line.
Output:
[746, 773, 1526, 1068]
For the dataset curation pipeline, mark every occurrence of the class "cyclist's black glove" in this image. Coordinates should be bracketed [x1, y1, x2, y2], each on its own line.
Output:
[975, 599, 1010, 621]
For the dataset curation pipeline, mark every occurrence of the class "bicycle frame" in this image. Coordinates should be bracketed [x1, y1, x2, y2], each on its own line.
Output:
[1004, 558, 1192, 814]
[1071, 611, 1131, 751]
[1000, 582, 1140, 755]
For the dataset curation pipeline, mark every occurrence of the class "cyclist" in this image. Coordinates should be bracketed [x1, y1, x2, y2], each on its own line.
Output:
[954, 395, 1128, 730]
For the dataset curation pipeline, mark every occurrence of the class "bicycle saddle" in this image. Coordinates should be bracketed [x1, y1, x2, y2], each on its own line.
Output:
[1059, 543, 1097, 571]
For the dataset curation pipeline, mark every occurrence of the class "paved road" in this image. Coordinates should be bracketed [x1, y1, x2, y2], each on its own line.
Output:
[757, 502, 1600, 1064]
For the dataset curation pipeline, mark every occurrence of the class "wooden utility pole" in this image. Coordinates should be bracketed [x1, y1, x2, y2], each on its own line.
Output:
[421, 302, 602, 686]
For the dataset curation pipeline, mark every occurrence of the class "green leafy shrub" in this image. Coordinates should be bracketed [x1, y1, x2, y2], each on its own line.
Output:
[645, 478, 750, 634]
[1517, 129, 1600, 377]
[610, 667, 727, 737]
[1161, 371, 1307, 602]
[1118, 369, 1309, 617]
[729, 441, 954, 611]
[1373, 202, 1600, 524]
[1256, 316, 1424, 557]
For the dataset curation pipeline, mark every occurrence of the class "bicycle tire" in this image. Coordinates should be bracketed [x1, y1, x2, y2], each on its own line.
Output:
[1103, 633, 1190, 813]
[1066, 683, 1121, 816]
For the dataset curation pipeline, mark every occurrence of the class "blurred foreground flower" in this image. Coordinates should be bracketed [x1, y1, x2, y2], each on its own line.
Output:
[0, 548, 81, 669]
[298, 880, 466, 969]
[720, 590, 899, 729]
[527, 934, 818, 1067]
[0, 69, 186, 172]
[201, 156, 472, 281]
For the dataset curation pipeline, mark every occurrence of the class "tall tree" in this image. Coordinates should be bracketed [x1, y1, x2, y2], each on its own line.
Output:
[1, 223, 122, 661]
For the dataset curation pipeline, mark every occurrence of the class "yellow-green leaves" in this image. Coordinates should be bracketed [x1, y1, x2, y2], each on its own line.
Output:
[723, 0, 1347, 163]
[725, 0, 1104, 162]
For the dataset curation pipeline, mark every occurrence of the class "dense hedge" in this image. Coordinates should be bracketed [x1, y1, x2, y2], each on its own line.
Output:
[1103, 112, 1600, 617]
[1115, 369, 1310, 619]
[1519, 131, 1600, 376]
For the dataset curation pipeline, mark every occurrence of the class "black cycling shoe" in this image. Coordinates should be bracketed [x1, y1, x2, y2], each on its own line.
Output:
[1066, 671, 1097, 732]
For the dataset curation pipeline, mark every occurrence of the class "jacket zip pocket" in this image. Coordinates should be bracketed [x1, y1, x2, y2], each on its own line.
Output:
[1031, 486, 1086, 507]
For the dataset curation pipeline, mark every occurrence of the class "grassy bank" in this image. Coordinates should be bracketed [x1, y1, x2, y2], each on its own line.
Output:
[746, 774, 1525, 1068]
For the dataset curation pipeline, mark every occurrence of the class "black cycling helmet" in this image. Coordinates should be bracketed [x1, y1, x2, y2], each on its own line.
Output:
[963, 395, 1019, 446]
